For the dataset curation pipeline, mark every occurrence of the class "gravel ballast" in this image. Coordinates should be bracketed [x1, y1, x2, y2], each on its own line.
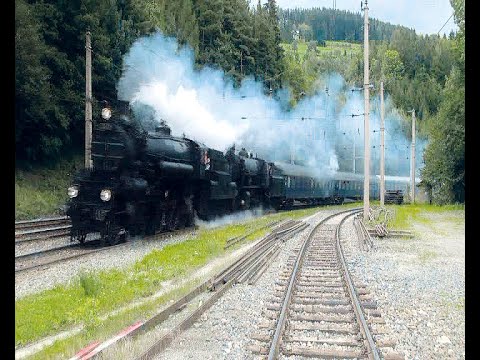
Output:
[147, 208, 464, 360]
[15, 230, 197, 300]
[342, 210, 465, 360]
[151, 209, 342, 360]
[16, 207, 465, 360]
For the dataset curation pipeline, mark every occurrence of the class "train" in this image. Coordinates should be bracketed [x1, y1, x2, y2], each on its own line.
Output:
[65, 102, 419, 246]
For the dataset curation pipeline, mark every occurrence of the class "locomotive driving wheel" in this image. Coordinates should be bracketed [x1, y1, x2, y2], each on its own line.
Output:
[72, 230, 87, 244]
[109, 228, 127, 246]
[101, 220, 121, 246]
[101, 225, 126, 246]
[166, 210, 180, 231]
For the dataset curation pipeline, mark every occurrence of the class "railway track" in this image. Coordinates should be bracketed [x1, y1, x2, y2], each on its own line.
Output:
[249, 208, 403, 359]
[14, 237, 120, 274]
[15, 216, 71, 243]
[14, 226, 200, 275]
[67, 218, 310, 360]
[12, 204, 319, 244]
[14, 216, 279, 275]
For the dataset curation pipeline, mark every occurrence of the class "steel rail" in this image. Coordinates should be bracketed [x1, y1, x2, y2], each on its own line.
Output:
[15, 243, 83, 261]
[134, 220, 309, 360]
[15, 241, 127, 274]
[15, 230, 72, 244]
[336, 212, 381, 360]
[267, 207, 361, 360]
[16, 224, 71, 235]
[62, 219, 307, 360]
[15, 216, 69, 227]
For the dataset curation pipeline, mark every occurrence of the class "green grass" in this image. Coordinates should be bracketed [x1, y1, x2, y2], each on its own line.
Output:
[16, 203, 361, 358]
[18, 204, 357, 350]
[26, 279, 201, 360]
[15, 156, 83, 220]
[385, 203, 464, 230]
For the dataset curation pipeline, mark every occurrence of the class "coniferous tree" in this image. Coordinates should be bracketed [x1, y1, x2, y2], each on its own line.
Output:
[266, 0, 284, 91]
[421, 0, 464, 203]
[194, 0, 225, 66]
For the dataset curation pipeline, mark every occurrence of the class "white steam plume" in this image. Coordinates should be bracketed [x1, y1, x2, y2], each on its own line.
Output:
[117, 32, 426, 179]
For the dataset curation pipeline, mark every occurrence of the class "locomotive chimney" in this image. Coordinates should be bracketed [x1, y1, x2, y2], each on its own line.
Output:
[155, 120, 171, 135]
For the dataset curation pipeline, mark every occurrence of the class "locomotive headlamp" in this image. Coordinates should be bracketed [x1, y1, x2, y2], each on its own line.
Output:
[68, 186, 79, 198]
[101, 107, 112, 120]
[100, 189, 112, 202]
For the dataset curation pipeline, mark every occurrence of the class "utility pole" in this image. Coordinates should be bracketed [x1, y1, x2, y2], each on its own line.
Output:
[85, 31, 93, 169]
[410, 109, 416, 203]
[380, 81, 385, 206]
[362, 0, 370, 220]
[353, 134, 356, 173]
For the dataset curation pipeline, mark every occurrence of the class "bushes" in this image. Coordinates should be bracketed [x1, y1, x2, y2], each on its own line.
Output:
[15, 155, 82, 220]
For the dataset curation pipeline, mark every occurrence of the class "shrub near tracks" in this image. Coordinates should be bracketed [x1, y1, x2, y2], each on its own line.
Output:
[16, 205, 345, 352]
[15, 157, 82, 220]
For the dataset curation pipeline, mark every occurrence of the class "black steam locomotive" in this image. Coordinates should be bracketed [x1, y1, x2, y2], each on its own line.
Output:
[66, 102, 286, 245]
[66, 102, 414, 245]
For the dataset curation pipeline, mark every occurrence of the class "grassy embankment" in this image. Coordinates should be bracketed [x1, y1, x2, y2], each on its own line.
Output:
[16, 203, 360, 359]
[280, 39, 360, 107]
[15, 156, 83, 220]
[384, 203, 464, 230]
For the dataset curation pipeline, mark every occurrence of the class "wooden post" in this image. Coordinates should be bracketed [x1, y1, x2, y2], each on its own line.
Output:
[363, 0, 370, 220]
[411, 109, 416, 203]
[85, 31, 93, 169]
[380, 81, 385, 206]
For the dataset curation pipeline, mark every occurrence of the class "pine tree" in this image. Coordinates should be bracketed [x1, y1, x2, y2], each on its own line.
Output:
[265, 0, 284, 91]
[194, 0, 225, 66]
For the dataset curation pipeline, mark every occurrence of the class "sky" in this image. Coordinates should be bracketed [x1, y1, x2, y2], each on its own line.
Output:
[271, 0, 458, 36]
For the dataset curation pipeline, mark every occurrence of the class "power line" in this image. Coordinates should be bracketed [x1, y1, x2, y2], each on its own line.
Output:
[437, 12, 454, 35]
